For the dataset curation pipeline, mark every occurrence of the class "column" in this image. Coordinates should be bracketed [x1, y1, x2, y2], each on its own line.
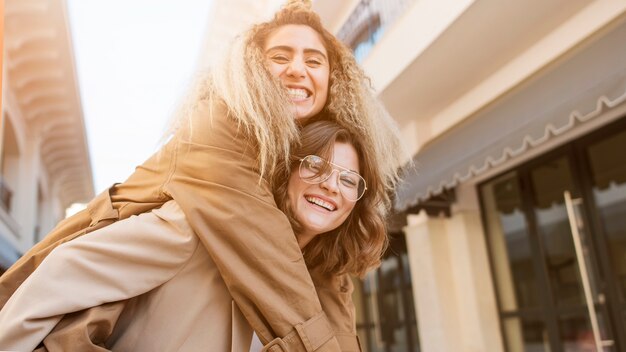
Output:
[445, 209, 504, 352]
[403, 184, 505, 352]
[404, 212, 462, 352]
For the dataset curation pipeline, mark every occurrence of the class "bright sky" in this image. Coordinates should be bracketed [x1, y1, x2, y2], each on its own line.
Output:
[67, 0, 214, 194]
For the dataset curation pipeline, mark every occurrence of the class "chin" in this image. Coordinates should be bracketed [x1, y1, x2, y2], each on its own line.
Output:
[296, 104, 322, 120]
[303, 221, 326, 235]
[295, 109, 312, 120]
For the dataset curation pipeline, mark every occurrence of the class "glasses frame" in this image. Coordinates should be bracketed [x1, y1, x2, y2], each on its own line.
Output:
[298, 155, 367, 201]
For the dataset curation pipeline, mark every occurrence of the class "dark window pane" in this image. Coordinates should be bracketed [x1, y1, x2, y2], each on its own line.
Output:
[503, 317, 550, 352]
[356, 251, 421, 352]
[587, 129, 626, 304]
[530, 158, 586, 307]
[408, 322, 420, 352]
[557, 312, 616, 352]
[482, 172, 540, 310]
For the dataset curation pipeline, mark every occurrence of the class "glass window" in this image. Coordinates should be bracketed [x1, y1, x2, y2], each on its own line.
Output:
[482, 172, 541, 311]
[503, 316, 550, 352]
[480, 120, 626, 351]
[587, 129, 626, 303]
[529, 158, 586, 307]
[559, 314, 592, 351]
[353, 246, 420, 351]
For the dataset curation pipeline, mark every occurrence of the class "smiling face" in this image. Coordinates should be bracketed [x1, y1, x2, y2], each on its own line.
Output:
[287, 142, 360, 248]
[264, 24, 330, 120]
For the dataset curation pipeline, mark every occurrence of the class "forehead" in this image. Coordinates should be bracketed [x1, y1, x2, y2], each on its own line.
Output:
[331, 142, 360, 172]
[264, 24, 328, 56]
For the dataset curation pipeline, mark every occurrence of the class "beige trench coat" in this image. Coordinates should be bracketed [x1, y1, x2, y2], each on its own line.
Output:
[0, 100, 360, 352]
[1, 201, 257, 351]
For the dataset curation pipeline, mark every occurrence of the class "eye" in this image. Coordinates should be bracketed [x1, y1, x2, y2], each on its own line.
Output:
[306, 58, 323, 67]
[270, 55, 289, 64]
[339, 173, 359, 188]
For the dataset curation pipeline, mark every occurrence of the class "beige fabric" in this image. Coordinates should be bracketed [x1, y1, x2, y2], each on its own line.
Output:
[36, 301, 125, 352]
[0, 201, 254, 351]
[107, 202, 254, 351]
[0, 100, 361, 351]
[0, 199, 361, 351]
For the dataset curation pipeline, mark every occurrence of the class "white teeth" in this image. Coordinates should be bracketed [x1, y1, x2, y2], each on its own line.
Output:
[305, 196, 335, 211]
[287, 88, 309, 99]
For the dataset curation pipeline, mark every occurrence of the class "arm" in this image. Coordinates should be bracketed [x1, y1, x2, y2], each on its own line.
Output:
[164, 101, 340, 351]
[0, 202, 199, 351]
[0, 190, 116, 309]
[0, 137, 169, 309]
[31, 260, 362, 352]
[21, 262, 362, 352]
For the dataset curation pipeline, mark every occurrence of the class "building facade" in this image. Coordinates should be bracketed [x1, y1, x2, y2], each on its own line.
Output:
[314, 0, 626, 351]
[0, 0, 93, 273]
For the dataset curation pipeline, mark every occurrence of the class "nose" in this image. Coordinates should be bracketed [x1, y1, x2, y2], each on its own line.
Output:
[286, 57, 306, 78]
[320, 170, 340, 194]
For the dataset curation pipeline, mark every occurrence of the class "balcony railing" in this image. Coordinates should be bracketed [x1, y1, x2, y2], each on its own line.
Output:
[0, 176, 13, 213]
[337, 0, 417, 63]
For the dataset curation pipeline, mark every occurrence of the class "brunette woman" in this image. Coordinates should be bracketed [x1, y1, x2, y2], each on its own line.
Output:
[0, 120, 381, 351]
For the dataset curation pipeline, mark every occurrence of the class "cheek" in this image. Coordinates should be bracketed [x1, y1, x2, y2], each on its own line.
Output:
[317, 70, 330, 96]
[266, 62, 283, 80]
[337, 202, 356, 224]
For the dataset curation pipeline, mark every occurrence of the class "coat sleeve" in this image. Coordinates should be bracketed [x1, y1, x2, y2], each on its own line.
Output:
[0, 134, 171, 309]
[164, 101, 341, 352]
[0, 190, 116, 309]
[0, 202, 200, 352]
[27, 256, 361, 352]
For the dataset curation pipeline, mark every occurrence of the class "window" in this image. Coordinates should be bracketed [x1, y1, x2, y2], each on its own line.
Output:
[354, 233, 421, 352]
[479, 117, 626, 351]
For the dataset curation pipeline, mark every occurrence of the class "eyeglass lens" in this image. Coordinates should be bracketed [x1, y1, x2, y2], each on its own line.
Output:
[299, 155, 366, 201]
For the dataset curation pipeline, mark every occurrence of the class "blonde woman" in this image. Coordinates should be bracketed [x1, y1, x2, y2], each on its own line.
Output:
[0, 1, 404, 351]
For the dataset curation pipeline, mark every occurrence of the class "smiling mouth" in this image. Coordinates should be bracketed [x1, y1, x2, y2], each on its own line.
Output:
[305, 196, 335, 211]
[287, 88, 311, 100]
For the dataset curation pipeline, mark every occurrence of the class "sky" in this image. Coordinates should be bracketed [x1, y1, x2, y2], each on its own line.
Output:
[67, 0, 214, 194]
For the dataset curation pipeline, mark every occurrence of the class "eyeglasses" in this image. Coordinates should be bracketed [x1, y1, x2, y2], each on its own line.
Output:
[298, 155, 367, 201]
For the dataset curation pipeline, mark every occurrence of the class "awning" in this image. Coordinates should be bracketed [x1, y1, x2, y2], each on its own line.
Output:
[395, 21, 626, 211]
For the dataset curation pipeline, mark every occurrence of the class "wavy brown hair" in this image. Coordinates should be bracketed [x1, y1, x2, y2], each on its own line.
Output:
[273, 120, 387, 277]
[172, 1, 406, 210]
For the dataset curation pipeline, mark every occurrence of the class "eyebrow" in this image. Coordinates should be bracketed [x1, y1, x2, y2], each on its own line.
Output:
[265, 45, 328, 61]
[328, 159, 359, 174]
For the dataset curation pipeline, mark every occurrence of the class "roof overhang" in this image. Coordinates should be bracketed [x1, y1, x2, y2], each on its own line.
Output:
[4, 0, 94, 208]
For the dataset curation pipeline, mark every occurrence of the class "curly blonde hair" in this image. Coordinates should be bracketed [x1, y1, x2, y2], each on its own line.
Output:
[174, 1, 406, 273]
